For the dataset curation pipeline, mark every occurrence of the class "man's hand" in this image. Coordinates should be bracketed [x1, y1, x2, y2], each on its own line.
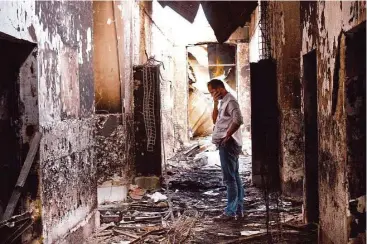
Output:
[211, 91, 220, 124]
[213, 91, 221, 103]
[221, 135, 231, 146]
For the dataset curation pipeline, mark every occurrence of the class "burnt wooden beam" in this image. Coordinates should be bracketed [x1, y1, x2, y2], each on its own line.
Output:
[2, 132, 42, 221]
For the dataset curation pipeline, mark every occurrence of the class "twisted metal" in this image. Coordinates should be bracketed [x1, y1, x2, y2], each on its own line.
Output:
[142, 65, 157, 152]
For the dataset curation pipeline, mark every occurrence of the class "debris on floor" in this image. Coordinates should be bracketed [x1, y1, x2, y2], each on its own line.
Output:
[88, 139, 317, 243]
[90, 195, 169, 243]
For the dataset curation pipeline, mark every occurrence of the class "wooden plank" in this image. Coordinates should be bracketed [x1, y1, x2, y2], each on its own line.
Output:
[2, 132, 42, 221]
[113, 228, 140, 239]
[183, 144, 199, 156]
[130, 228, 166, 244]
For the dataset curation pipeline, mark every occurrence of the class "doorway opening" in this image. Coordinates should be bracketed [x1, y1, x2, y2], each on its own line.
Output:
[0, 33, 38, 236]
[133, 65, 162, 178]
[302, 50, 319, 223]
[250, 59, 280, 188]
[345, 22, 366, 206]
[186, 43, 237, 139]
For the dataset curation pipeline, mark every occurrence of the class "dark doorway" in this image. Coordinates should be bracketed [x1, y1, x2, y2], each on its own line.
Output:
[0, 35, 37, 218]
[345, 22, 366, 201]
[302, 50, 319, 223]
[133, 66, 162, 177]
[0, 34, 40, 244]
[250, 59, 280, 189]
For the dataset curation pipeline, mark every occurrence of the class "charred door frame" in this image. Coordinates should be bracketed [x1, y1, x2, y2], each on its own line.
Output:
[302, 49, 319, 223]
[0, 32, 38, 221]
[250, 58, 280, 189]
[345, 21, 366, 240]
[345, 22, 366, 200]
[133, 65, 162, 177]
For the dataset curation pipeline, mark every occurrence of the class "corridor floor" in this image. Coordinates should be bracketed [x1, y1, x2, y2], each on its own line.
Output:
[163, 153, 317, 244]
[88, 141, 317, 243]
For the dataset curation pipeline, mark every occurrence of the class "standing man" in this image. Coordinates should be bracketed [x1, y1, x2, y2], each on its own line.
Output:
[207, 79, 244, 221]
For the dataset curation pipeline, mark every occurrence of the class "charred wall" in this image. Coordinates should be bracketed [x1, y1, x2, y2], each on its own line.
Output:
[95, 114, 129, 184]
[93, 1, 122, 114]
[266, 1, 304, 200]
[0, 1, 96, 243]
[301, 1, 366, 243]
[36, 2, 96, 243]
[237, 43, 251, 137]
[116, 0, 188, 166]
[93, 0, 185, 185]
[92, 1, 131, 185]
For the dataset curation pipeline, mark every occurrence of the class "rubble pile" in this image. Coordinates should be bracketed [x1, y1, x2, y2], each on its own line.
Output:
[88, 185, 170, 244]
[88, 139, 317, 243]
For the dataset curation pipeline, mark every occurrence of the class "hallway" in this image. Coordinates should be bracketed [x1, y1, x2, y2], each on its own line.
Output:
[0, 1, 365, 244]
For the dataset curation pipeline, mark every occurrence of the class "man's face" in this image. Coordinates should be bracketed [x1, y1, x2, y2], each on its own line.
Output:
[208, 85, 221, 99]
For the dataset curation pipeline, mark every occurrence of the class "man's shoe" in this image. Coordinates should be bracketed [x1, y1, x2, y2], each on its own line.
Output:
[236, 210, 248, 220]
[213, 213, 237, 222]
[236, 211, 245, 219]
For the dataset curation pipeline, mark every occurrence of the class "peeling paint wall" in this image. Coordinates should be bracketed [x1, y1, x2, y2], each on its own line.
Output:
[93, 1, 122, 114]
[92, 1, 129, 186]
[237, 43, 251, 138]
[266, 1, 304, 201]
[0, 1, 96, 243]
[95, 114, 129, 184]
[300, 1, 366, 243]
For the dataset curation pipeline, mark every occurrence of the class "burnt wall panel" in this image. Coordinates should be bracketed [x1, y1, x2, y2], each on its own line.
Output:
[41, 148, 96, 242]
[95, 114, 133, 184]
[237, 43, 251, 136]
[93, 1, 122, 114]
[78, 3, 94, 118]
[60, 46, 80, 119]
[266, 1, 304, 200]
[35, 1, 96, 243]
[300, 1, 366, 243]
[40, 118, 96, 242]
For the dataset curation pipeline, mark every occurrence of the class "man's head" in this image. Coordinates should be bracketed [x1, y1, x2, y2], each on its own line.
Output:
[207, 79, 227, 99]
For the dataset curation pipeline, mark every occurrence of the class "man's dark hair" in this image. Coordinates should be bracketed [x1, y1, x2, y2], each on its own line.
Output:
[207, 79, 225, 89]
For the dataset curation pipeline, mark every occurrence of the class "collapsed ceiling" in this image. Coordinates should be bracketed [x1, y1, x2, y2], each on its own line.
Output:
[157, 1, 258, 43]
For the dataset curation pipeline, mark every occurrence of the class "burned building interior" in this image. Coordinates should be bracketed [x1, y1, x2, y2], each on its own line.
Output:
[0, 1, 365, 244]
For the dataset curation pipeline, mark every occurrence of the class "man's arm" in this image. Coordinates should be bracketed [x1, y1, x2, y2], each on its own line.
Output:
[226, 121, 241, 137]
[221, 100, 243, 144]
[212, 101, 219, 124]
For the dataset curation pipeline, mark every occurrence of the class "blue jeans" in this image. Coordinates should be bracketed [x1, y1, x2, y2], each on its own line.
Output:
[219, 140, 244, 217]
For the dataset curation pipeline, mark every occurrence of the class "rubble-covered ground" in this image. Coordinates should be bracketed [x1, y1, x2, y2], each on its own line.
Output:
[87, 138, 317, 244]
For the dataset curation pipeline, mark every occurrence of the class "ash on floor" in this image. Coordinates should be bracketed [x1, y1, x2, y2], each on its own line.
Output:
[87, 140, 317, 244]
